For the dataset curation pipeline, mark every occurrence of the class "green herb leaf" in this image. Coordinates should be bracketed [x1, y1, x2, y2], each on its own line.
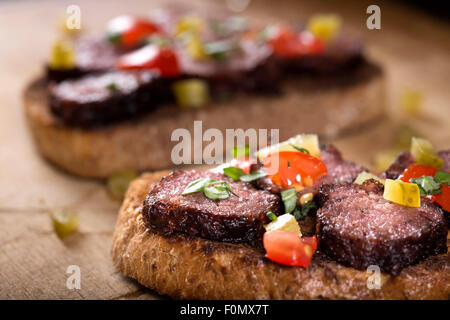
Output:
[106, 83, 117, 91]
[107, 33, 121, 45]
[223, 166, 246, 181]
[204, 39, 237, 61]
[266, 209, 277, 221]
[222, 181, 239, 197]
[410, 176, 442, 196]
[182, 177, 216, 195]
[182, 178, 237, 200]
[292, 208, 304, 220]
[280, 187, 298, 214]
[204, 183, 231, 200]
[240, 170, 267, 182]
[434, 171, 450, 186]
[290, 144, 310, 155]
[230, 144, 249, 158]
[293, 201, 317, 220]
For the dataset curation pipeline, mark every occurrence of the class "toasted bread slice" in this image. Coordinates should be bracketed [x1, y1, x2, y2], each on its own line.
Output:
[24, 62, 385, 178]
[111, 171, 450, 300]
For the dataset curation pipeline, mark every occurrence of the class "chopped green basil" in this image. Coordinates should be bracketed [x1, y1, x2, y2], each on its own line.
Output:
[182, 177, 216, 195]
[223, 166, 246, 181]
[204, 182, 231, 200]
[266, 209, 277, 221]
[434, 171, 450, 186]
[280, 187, 297, 214]
[240, 169, 267, 182]
[106, 83, 117, 91]
[107, 33, 121, 45]
[410, 176, 442, 196]
[182, 178, 237, 200]
[290, 144, 310, 155]
[230, 144, 249, 158]
[293, 201, 316, 220]
[204, 39, 238, 61]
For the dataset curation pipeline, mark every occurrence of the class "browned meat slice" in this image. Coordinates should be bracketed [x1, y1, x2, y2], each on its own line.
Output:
[176, 40, 281, 94]
[381, 151, 415, 179]
[317, 181, 447, 275]
[49, 70, 168, 127]
[382, 149, 450, 180]
[253, 144, 365, 196]
[142, 170, 282, 247]
[320, 144, 366, 183]
[279, 35, 364, 74]
[47, 37, 119, 82]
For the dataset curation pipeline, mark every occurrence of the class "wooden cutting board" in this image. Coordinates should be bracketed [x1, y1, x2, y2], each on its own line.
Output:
[0, 0, 449, 299]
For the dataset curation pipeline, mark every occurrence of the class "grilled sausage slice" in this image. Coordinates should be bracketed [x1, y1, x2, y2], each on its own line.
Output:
[317, 181, 448, 275]
[49, 70, 168, 127]
[142, 170, 282, 247]
[47, 37, 119, 82]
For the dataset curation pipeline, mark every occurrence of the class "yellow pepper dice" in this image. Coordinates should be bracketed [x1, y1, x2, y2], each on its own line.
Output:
[400, 90, 422, 116]
[256, 134, 321, 160]
[307, 14, 342, 43]
[51, 209, 79, 239]
[49, 39, 76, 70]
[172, 79, 210, 109]
[410, 137, 444, 169]
[383, 179, 420, 207]
[264, 213, 302, 235]
[186, 35, 209, 61]
[354, 171, 385, 185]
[175, 16, 204, 36]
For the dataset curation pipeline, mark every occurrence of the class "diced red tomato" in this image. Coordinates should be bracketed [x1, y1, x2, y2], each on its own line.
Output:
[263, 231, 317, 267]
[117, 44, 180, 77]
[229, 157, 255, 174]
[262, 151, 328, 189]
[268, 26, 324, 58]
[107, 15, 160, 48]
[399, 163, 450, 211]
[398, 164, 437, 182]
[430, 185, 450, 212]
[299, 235, 317, 252]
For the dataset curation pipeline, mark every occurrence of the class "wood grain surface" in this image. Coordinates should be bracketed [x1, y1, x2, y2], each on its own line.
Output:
[0, 0, 449, 299]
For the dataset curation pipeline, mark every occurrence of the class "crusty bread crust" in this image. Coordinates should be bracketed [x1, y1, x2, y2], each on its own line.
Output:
[24, 62, 385, 178]
[111, 172, 450, 300]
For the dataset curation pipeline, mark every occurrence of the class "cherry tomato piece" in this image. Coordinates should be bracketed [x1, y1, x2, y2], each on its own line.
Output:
[263, 231, 317, 267]
[399, 163, 450, 212]
[268, 26, 324, 58]
[300, 235, 318, 252]
[117, 44, 180, 77]
[430, 185, 450, 212]
[398, 164, 437, 183]
[262, 151, 328, 189]
[108, 15, 160, 48]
